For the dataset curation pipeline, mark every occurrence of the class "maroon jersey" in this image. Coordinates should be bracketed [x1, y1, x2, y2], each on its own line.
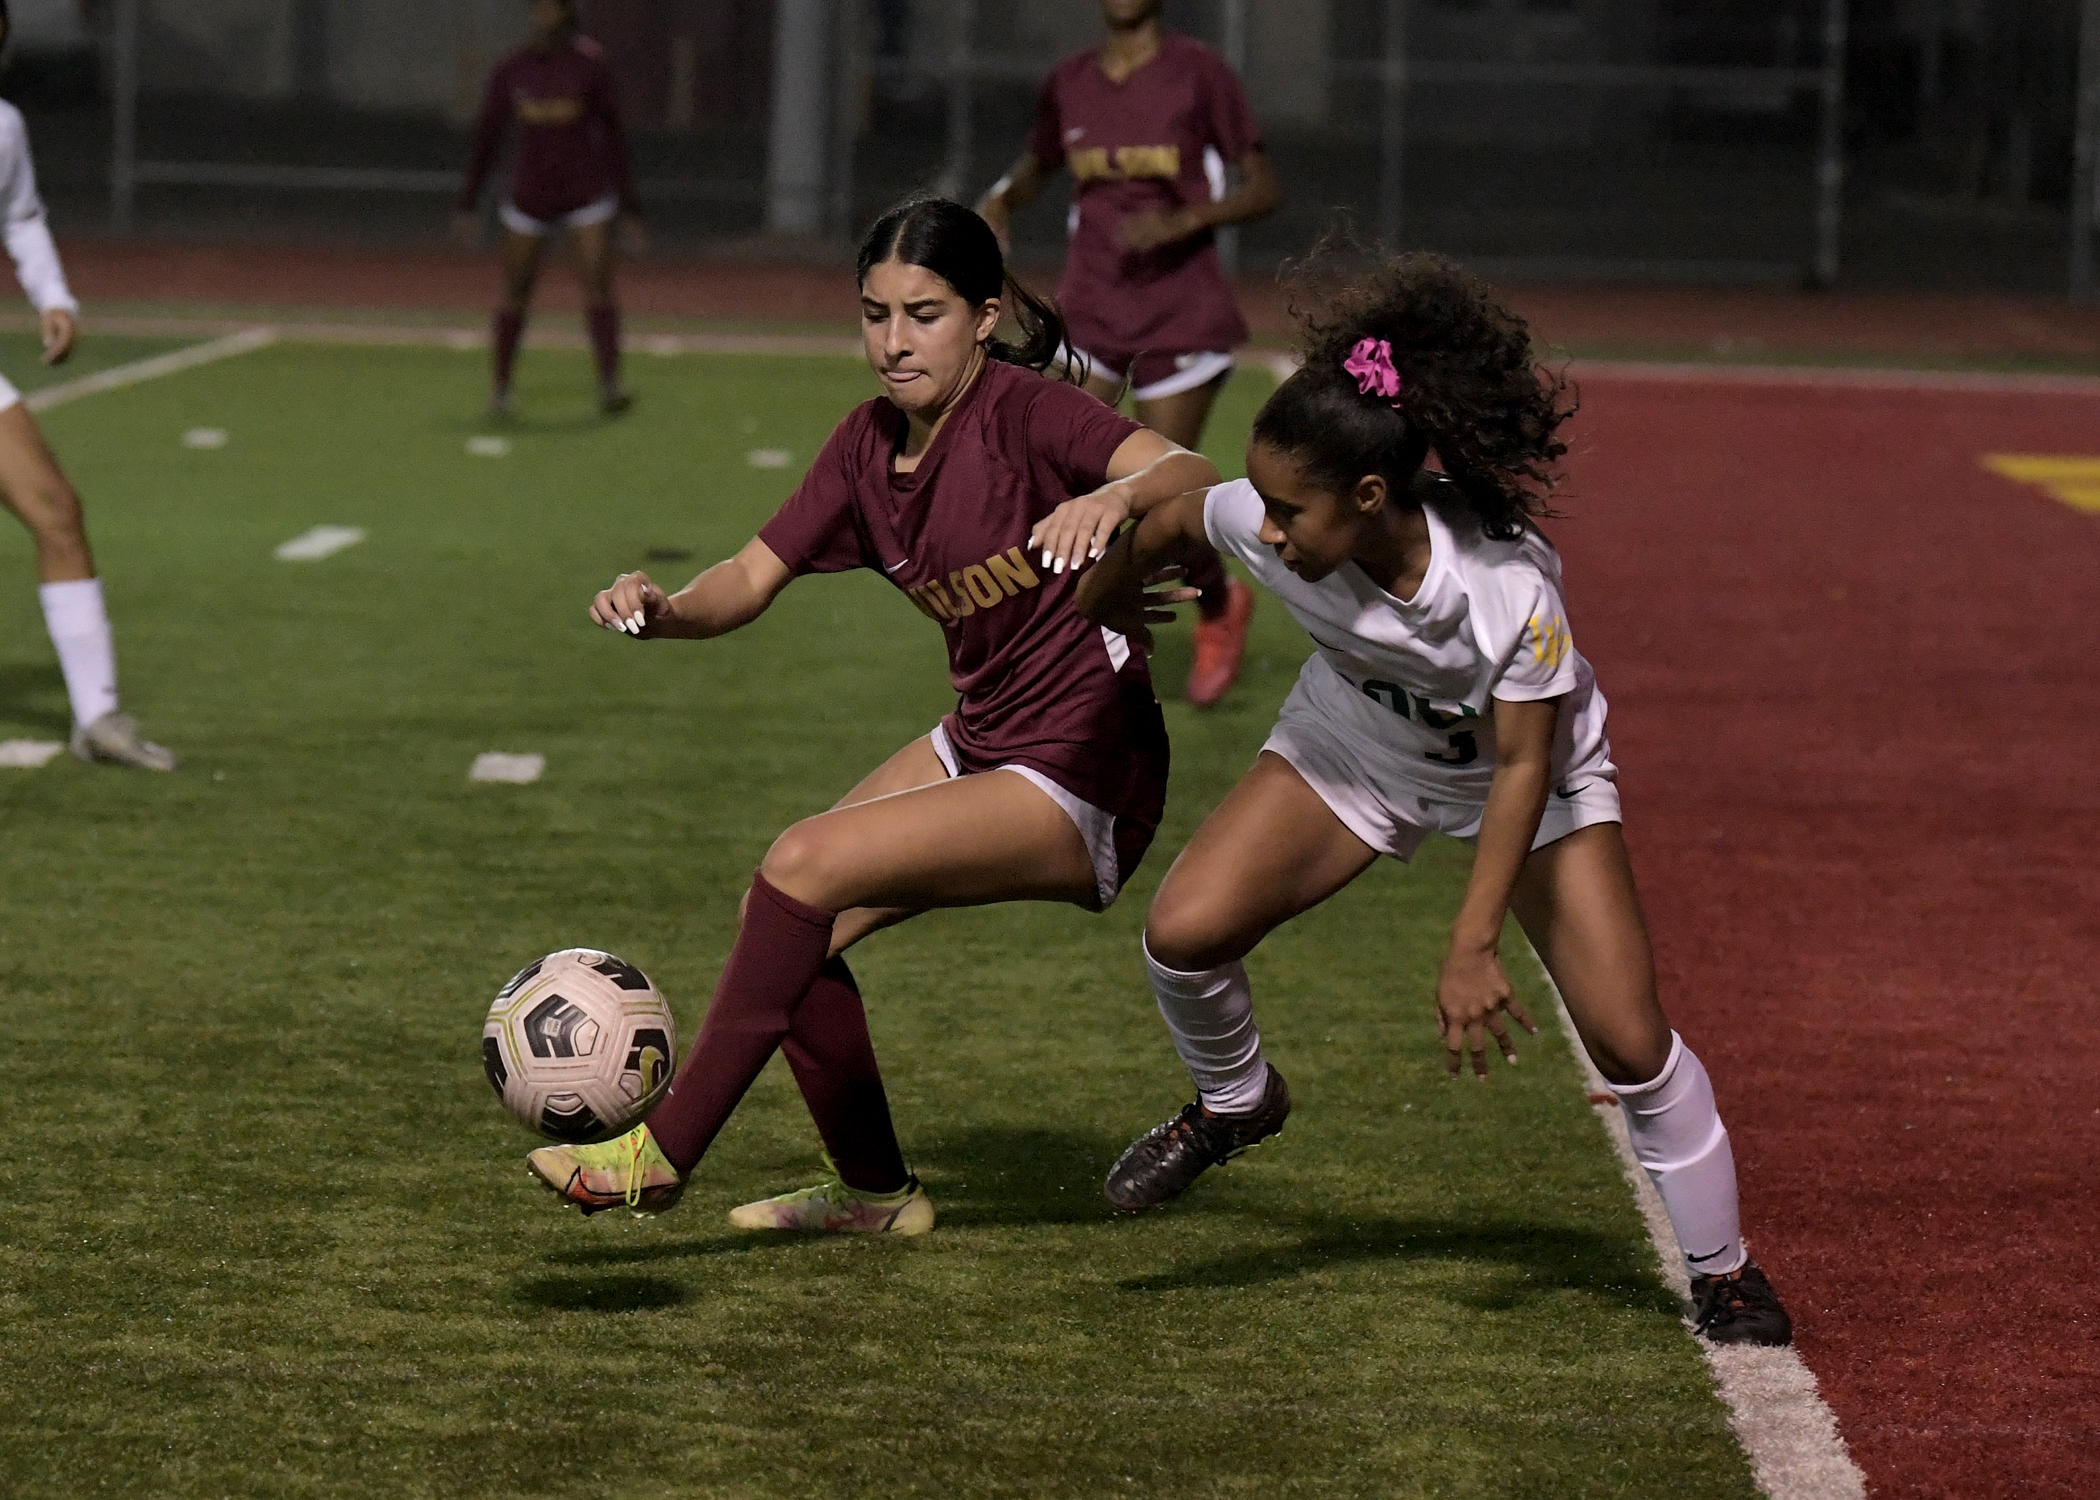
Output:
[758, 359, 1169, 861]
[1027, 34, 1261, 360]
[459, 37, 639, 221]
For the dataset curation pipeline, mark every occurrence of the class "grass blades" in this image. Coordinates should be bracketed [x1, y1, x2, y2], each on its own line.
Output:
[0, 345, 1754, 1498]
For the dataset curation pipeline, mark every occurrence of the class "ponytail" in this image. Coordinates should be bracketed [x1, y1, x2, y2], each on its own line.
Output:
[1254, 248, 1573, 541]
[857, 195, 1075, 377]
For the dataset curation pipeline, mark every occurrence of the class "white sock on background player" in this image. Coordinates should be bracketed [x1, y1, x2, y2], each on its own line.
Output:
[1145, 937, 1270, 1114]
[1607, 1032, 1747, 1277]
[38, 578, 119, 728]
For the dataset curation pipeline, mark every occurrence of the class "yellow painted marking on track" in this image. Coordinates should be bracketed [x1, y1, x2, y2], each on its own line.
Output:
[1982, 454, 2100, 514]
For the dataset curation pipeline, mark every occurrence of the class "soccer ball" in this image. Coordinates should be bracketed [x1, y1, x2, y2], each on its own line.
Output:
[482, 948, 677, 1142]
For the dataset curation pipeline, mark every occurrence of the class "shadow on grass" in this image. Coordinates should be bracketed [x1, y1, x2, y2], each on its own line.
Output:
[1118, 1214, 1681, 1317]
[0, 662, 71, 735]
[512, 1272, 689, 1312]
[542, 1233, 761, 1269]
[915, 1124, 1132, 1227]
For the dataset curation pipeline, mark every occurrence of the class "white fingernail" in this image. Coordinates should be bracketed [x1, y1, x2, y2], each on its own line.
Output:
[1089, 546, 1103, 559]
[630, 612, 644, 630]
[1053, 558, 1064, 574]
[1042, 551, 1052, 568]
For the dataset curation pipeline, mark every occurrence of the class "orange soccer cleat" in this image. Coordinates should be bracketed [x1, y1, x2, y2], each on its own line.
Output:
[1185, 576, 1255, 708]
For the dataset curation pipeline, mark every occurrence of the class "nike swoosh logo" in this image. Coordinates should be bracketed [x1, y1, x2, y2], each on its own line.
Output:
[884, 558, 911, 574]
[1553, 784, 1580, 799]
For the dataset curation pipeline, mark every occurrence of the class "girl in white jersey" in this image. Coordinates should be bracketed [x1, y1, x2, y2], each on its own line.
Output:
[1075, 251, 1792, 1346]
[0, 6, 173, 770]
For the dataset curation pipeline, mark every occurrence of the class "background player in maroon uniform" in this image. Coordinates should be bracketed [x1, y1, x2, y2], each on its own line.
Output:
[524, 198, 1219, 1231]
[978, 0, 1281, 707]
[453, 0, 641, 416]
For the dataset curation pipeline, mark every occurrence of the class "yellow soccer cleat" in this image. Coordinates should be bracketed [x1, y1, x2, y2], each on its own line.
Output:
[728, 1157, 935, 1236]
[527, 1123, 686, 1217]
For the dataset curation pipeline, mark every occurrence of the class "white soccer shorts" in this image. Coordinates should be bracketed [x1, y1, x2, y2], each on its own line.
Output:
[1067, 347, 1236, 402]
[498, 192, 620, 239]
[930, 721, 1122, 909]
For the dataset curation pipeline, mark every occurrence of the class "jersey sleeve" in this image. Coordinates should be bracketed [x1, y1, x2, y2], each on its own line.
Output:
[1485, 565, 1582, 703]
[1200, 52, 1263, 162]
[756, 416, 879, 576]
[0, 112, 73, 315]
[1026, 375, 1145, 496]
[1201, 478, 1264, 565]
[1026, 67, 1067, 172]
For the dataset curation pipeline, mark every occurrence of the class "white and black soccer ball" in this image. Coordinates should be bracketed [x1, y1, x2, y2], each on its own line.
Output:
[482, 948, 677, 1143]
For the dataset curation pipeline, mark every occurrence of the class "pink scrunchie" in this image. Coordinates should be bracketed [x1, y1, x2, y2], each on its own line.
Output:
[1343, 336, 1404, 411]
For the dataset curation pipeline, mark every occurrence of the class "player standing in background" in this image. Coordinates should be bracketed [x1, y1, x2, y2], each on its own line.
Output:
[0, 2, 173, 771]
[525, 198, 1218, 1231]
[454, 0, 642, 417]
[977, 0, 1281, 708]
[1075, 251, 1794, 1346]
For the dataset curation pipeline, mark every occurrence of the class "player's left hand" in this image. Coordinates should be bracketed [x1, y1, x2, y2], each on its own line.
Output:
[1029, 488, 1129, 574]
[39, 308, 76, 366]
[1117, 207, 1199, 253]
[1434, 943, 1537, 1081]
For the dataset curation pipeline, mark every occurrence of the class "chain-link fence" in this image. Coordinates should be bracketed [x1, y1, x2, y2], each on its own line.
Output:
[6, 1, 2093, 296]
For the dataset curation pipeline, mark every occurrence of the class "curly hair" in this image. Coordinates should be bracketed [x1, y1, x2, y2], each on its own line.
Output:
[1252, 249, 1574, 541]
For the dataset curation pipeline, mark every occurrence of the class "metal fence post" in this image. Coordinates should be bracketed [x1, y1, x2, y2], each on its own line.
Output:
[938, 0, 977, 199]
[110, 0, 141, 234]
[828, 0, 863, 240]
[1378, 0, 1409, 247]
[1812, 0, 1849, 288]
[2073, 0, 2100, 302]
[765, 0, 829, 235]
[1217, 0, 1247, 276]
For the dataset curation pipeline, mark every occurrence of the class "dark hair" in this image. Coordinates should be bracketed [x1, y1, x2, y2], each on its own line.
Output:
[856, 196, 1073, 375]
[1253, 248, 1573, 541]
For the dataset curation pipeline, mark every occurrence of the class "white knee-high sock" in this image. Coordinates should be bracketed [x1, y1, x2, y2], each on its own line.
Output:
[38, 578, 118, 729]
[1143, 937, 1269, 1114]
[1607, 1033, 1746, 1276]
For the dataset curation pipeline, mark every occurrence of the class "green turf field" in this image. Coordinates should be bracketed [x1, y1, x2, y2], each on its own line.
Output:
[0, 340, 1756, 1498]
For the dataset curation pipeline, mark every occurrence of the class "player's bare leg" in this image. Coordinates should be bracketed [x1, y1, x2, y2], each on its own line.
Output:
[0, 404, 173, 770]
[1107, 751, 1376, 1208]
[570, 218, 628, 414]
[491, 228, 546, 416]
[1090, 369, 1253, 706]
[1511, 823, 1792, 1343]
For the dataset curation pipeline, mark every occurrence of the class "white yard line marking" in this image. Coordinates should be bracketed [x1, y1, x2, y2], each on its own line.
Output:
[182, 427, 228, 449]
[465, 436, 512, 457]
[274, 525, 365, 562]
[470, 752, 543, 784]
[1532, 947, 1866, 1500]
[746, 448, 792, 468]
[24, 327, 277, 413]
[0, 739, 65, 768]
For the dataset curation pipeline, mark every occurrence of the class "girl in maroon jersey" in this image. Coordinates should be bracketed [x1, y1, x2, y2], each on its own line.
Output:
[524, 197, 1219, 1231]
[978, 0, 1281, 708]
[453, 0, 641, 417]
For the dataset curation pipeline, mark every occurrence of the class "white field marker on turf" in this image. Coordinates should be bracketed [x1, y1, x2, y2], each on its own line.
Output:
[466, 436, 511, 457]
[1532, 948, 1867, 1500]
[274, 526, 365, 562]
[0, 739, 64, 768]
[182, 427, 229, 449]
[470, 752, 544, 784]
[746, 448, 792, 469]
[25, 326, 278, 413]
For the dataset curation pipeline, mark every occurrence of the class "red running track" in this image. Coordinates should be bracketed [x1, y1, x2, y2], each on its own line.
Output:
[1556, 373, 2100, 1497]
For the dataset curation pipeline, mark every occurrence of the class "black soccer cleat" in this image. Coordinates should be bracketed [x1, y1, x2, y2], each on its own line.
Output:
[1690, 1258, 1794, 1347]
[1104, 1064, 1291, 1212]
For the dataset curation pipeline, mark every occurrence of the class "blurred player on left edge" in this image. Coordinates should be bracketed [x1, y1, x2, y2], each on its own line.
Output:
[0, 0, 174, 771]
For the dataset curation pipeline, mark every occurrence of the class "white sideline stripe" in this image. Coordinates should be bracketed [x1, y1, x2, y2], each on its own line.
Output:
[470, 752, 543, 784]
[274, 525, 365, 562]
[1530, 947, 1866, 1500]
[1570, 357, 2100, 398]
[0, 738, 64, 768]
[24, 327, 278, 412]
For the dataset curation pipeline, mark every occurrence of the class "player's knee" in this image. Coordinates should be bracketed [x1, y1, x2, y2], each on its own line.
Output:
[760, 821, 849, 908]
[1144, 895, 1251, 973]
[1587, 1023, 1674, 1087]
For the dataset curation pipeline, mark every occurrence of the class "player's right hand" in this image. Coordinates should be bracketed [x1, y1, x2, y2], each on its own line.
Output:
[591, 571, 671, 637]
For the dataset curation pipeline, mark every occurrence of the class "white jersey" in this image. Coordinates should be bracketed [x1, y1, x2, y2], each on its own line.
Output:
[0, 102, 75, 315]
[1203, 476, 1612, 804]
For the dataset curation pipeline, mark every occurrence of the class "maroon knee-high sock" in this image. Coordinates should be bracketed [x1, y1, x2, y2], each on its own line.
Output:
[585, 302, 621, 392]
[1183, 543, 1231, 618]
[492, 308, 525, 394]
[781, 958, 910, 1194]
[646, 871, 835, 1173]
